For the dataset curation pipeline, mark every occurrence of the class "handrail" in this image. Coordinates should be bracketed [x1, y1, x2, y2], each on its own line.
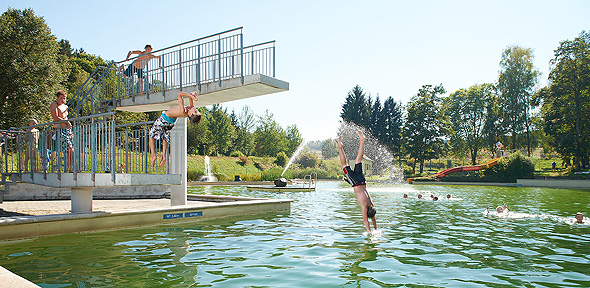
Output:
[1, 112, 169, 183]
[114, 27, 244, 64]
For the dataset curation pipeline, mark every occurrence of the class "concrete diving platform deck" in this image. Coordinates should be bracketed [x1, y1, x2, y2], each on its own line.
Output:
[19, 173, 181, 187]
[117, 74, 289, 113]
[0, 195, 292, 241]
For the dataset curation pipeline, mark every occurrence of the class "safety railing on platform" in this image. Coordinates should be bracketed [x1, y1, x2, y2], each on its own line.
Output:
[67, 27, 277, 118]
[0, 113, 170, 184]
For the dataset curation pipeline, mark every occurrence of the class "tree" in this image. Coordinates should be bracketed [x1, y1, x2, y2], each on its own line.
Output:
[482, 89, 505, 157]
[285, 124, 303, 157]
[321, 138, 339, 159]
[207, 104, 235, 155]
[498, 45, 540, 155]
[368, 94, 383, 140]
[0, 8, 66, 128]
[380, 96, 404, 159]
[253, 110, 286, 156]
[231, 105, 256, 156]
[540, 31, 590, 168]
[340, 85, 372, 128]
[187, 107, 211, 155]
[444, 84, 497, 165]
[404, 84, 447, 173]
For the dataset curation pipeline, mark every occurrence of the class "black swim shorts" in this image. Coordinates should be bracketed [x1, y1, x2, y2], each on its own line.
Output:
[124, 65, 144, 78]
[343, 162, 366, 187]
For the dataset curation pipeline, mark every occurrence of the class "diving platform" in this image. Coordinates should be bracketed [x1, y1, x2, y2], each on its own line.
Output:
[118, 74, 288, 113]
[0, 27, 289, 214]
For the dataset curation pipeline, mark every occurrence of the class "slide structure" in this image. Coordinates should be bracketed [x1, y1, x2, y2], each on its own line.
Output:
[434, 157, 503, 178]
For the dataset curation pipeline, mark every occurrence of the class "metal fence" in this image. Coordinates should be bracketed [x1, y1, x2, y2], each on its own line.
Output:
[68, 27, 277, 118]
[0, 113, 169, 183]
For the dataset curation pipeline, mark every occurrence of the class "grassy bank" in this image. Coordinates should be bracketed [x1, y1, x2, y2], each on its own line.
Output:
[188, 154, 590, 182]
[187, 155, 342, 182]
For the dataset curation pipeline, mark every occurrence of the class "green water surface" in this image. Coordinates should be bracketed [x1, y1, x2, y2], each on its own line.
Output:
[0, 182, 589, 287]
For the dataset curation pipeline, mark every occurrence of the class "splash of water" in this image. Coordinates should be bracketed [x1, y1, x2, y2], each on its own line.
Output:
[281, 140, 307, 177]
[338, 121, 404, 183]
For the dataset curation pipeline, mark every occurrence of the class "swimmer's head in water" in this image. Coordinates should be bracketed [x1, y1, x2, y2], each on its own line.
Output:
[576, 212, 584, 223]
[367, 205, 376, 218]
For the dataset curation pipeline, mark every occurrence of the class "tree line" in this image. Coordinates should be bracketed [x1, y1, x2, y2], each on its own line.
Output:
[0, 8, 303, 158]
[338, 31, 590, 173]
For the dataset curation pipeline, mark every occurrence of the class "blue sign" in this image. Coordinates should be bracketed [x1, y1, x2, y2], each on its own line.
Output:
[185, 211, 203, 218]
[163, 213, 183, 220]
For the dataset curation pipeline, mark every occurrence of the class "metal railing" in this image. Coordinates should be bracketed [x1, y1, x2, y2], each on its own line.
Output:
[68, 27, 277, 118]
[0, 113, 170, 184]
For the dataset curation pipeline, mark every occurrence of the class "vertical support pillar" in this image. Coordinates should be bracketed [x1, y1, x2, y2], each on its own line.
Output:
[71, 187, 93, 213]
[170, 117, 187, 206]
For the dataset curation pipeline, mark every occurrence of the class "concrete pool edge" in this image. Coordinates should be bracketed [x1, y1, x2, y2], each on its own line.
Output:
[0, 266, 40, 288]
[0, 195, 292, 241]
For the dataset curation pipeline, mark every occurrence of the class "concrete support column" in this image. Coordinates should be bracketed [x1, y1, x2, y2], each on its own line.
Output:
[170, 117, 187, 206]
[71, 187, 93, 213]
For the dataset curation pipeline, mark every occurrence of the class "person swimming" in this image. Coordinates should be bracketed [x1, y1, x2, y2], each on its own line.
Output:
[575, 212, 584, 224]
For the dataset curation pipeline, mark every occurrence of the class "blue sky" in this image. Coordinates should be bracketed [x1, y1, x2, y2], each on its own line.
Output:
[2, 0, 589, 141]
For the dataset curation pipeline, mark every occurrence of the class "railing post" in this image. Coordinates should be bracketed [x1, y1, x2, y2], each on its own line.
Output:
[111, 116, 116, 183]
[162, 57, 166, 97]
[125, 130, 129, 173]
[144, 125, 149, 174]
[273, 44, 276, 78]
[179, 49, 183, 91]
[197, 44, 201, 90]
[91, 118, 96, 182]
[218, 37, 222, 86]
[240, 33, 244, 84]
[145, 62, 150, 100]
[117, 66, 121, 106]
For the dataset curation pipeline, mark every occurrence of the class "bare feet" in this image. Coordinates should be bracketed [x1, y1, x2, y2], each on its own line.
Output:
[357, 130, 365, 141]
[151, 154, 157, 167]
[159, 156, 166, 168]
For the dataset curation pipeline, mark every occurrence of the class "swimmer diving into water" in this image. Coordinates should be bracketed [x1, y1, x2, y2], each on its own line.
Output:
[338, 130, 378, 234]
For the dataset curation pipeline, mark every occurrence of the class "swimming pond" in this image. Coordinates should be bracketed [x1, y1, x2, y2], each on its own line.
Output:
[0, 182, 589, 287]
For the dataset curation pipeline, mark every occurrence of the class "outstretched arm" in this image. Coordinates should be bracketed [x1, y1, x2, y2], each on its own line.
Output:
[355, 130, 365, 164]
[126, 50, 142, 61]
[338, 135, 348, 168]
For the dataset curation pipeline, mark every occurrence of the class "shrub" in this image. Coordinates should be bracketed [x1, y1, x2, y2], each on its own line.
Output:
[230, 151, 245, 158]
[297, 152, 319, 168]
[484, 151, 535, 182]
[402, 165, 414, 176]
[261, 167, 285, 181]
[275, 151, 288, 167]
[187, 169, 204, 181]
[238, 156, 249, 166]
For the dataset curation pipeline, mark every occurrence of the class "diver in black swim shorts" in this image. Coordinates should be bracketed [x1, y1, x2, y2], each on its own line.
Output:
[338, 130, 378, 234]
